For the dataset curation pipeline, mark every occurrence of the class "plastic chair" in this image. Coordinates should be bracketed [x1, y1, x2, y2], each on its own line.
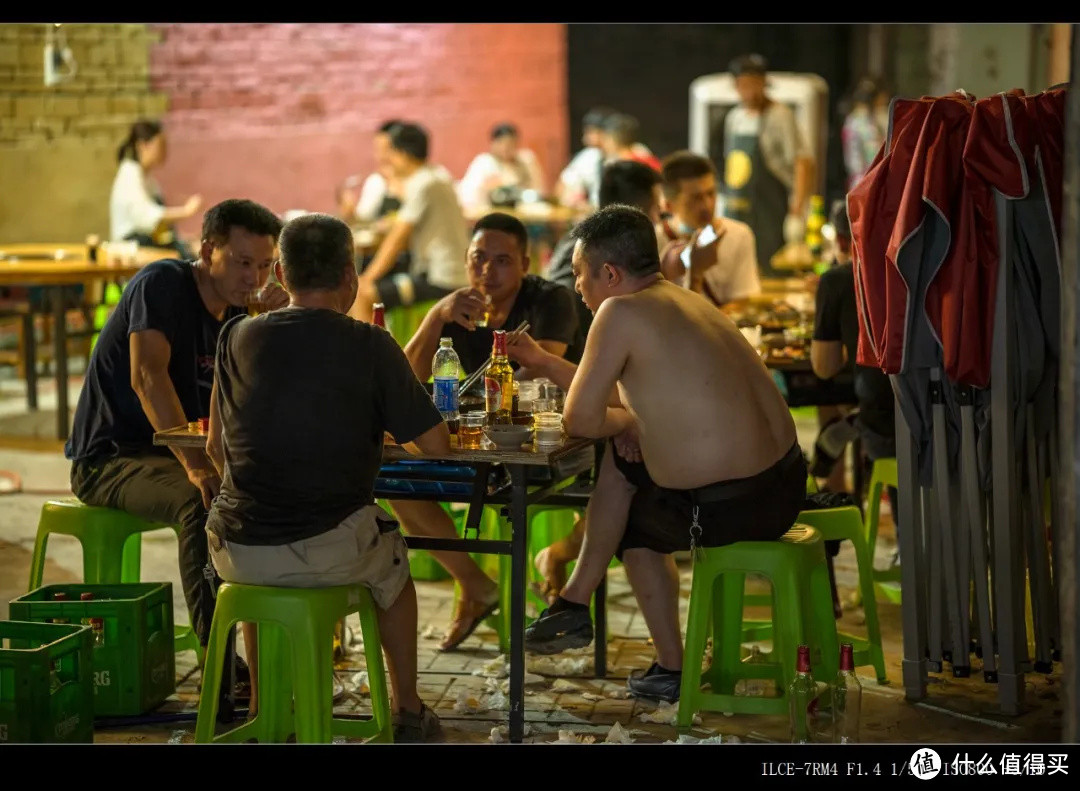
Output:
[865, 457, 902, 603]
[677, 525, 840, 726]
[194, 582, 392, 744]
[795, 507, 887, 682]
[29, 498, 202, 660]
[385, 299, 440, 347]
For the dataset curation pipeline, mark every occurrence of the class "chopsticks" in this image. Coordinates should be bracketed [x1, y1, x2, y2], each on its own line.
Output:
[458, 320, 530, 397]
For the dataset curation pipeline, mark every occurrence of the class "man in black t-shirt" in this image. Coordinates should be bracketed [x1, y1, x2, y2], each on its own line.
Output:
[205, 213, 449, 743]
[811, 200, 897, 502]
[407, 212, 578, 376]
[396, 212, 578, 651]
[65, 199, 285, 654]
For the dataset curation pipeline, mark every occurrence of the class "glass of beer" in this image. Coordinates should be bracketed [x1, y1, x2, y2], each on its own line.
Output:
[458, 412, 486, 450]
[247, 286, 269, 317]
[474, 293, 493, 328]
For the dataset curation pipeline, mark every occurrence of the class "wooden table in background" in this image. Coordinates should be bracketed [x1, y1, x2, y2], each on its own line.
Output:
[462, 203, 578, 227]
[1, 243, 176, 439]
[154, 425, 601, 743]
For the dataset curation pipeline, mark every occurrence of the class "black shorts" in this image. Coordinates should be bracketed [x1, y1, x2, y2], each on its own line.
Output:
[612, 442, 807, 560]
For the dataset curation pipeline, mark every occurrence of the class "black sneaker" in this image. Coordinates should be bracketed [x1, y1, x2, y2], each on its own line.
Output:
[524, 606, 593, 655]
[626, 662, 682, 703]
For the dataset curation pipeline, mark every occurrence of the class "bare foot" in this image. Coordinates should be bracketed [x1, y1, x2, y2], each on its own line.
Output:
[534, 546, 569, 606]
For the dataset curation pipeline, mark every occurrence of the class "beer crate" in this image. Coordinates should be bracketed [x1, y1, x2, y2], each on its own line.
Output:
[9, 583, 175, 716]
[0, 620, 95, 743]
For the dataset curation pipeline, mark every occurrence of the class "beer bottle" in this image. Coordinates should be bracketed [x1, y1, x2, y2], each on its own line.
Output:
[485, 330, 514, 425]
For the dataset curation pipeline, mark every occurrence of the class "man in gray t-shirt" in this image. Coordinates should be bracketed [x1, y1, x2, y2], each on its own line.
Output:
[350, 122, 469, 323]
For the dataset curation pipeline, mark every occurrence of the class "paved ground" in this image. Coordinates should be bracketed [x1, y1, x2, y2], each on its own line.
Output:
[0, 373, 1064, 745]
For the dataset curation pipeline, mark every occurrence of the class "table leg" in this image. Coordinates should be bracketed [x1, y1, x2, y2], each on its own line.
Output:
[22, 309, 37, 411]
[52, 288, 69, 440]
[594, 571, 607, 678]
[508, 464, 527, 743]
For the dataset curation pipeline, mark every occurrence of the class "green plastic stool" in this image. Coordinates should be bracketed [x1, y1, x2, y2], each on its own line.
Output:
[194, 582, 392, 744]
[736, 507, 889, 683]
[865, 457, 902, 603]
[385, 299, 440, 347]
[794, 507, 887, 682]
[677, 524, 840, 727]
[29, 498, 202, 661]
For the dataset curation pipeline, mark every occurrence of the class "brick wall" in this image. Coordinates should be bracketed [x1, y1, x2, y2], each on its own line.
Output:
[0, 23, 169, 243]
[0, 23, 569, 245]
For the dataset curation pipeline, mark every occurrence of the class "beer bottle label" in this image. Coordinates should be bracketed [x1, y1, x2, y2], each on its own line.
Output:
[485, 376, 502, 413]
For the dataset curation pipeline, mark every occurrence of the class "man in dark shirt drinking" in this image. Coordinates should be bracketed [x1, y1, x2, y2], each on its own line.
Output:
[392, 212, 578, 651]
[66, 199, 285, 654]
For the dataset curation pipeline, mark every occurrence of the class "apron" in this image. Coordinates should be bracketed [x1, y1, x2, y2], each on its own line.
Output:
[723, 105, 789, 277]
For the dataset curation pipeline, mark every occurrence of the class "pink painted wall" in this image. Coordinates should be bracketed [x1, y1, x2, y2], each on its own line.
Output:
[148, 23, 569, 239]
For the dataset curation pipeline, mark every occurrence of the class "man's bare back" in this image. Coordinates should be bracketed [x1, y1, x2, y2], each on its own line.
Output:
[610, 279, 796, 489]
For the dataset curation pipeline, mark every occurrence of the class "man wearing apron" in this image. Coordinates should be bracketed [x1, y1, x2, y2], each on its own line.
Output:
[722, 54, 814, 277]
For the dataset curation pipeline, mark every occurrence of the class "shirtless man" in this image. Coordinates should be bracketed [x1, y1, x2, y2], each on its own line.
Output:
[507, 205, 806, 702]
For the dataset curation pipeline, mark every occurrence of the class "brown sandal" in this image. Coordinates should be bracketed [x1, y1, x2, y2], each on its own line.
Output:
[437, 597, 500, 652]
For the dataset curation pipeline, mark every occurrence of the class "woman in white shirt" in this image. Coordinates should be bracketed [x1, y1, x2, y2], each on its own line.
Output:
[110, 120, 202, 258]
[457, 122, 546, 210]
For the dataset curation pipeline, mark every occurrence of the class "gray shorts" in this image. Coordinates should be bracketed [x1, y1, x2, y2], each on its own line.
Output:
[207, 503, 410, 610]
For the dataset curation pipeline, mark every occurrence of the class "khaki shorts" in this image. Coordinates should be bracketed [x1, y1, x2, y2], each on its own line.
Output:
[207, 503, 410, 610]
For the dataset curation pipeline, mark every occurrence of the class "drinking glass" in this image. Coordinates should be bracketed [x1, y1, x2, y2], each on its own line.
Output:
[475, 293, 493, 328]
[458, 412, 486, 450]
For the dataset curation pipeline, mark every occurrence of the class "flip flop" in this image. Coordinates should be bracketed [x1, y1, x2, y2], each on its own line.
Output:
[437, 599, 500, 652]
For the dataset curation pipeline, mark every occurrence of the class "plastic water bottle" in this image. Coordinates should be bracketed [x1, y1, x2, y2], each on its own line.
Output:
[432, 338, 461, 424]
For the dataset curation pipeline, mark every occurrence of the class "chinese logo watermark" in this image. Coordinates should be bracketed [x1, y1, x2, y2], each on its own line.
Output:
[911, 749, 942, 780]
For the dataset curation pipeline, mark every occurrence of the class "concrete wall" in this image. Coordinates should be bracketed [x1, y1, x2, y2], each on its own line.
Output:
[0, 23, 569, 245]
[928, 24, 1048, 99]
[885, 24, 1054, 101]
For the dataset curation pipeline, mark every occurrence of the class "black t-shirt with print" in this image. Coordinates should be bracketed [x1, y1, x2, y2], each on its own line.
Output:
[65, 259, 244, 462]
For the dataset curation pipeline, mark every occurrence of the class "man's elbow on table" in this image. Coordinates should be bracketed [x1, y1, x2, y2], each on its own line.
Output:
[562, 408, 601, 440]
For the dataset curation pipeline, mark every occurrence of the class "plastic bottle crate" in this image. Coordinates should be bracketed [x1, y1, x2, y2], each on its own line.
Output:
[8, 583, 175, 717]
[0, 620, 95, 743]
